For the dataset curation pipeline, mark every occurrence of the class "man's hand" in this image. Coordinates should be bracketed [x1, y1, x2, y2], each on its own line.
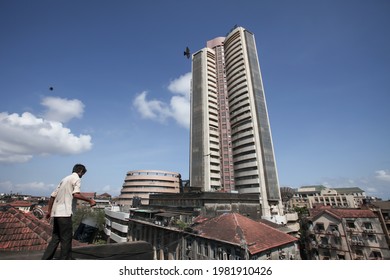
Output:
[45, 212, 51, 220]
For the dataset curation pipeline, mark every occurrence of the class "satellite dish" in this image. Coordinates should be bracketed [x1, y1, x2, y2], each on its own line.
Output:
[33, 208, 44, 219]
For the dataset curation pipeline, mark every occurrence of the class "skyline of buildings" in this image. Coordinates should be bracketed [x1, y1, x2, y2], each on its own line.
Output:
[189, 26, 284, 223]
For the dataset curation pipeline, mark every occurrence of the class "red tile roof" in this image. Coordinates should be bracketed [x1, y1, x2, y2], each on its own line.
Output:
[97, 192, 112, 198]
[0, 207, 52, 251]
[192, 213, 297, 255]
[0, 207, 84, 252]
[9, 200, 33, 208]
[310, 206, 377, 220]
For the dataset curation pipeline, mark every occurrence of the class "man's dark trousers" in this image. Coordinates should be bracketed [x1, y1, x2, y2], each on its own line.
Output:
[42, 216, 73, 260]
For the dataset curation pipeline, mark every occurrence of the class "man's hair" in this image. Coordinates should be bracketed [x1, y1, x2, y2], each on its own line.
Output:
[72, 164, 87, 175]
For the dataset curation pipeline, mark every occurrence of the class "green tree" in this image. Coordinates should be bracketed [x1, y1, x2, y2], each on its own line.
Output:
[72, 207, 106, 244]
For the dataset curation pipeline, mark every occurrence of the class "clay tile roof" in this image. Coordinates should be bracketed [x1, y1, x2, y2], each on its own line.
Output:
[0, 207, 84, 252]
[9, 200, 32, 207]
[192, 213, 297, 255]
[0, 207, 52, 251]
[329, 208, 377, 218]
[310, 207, 377, 220]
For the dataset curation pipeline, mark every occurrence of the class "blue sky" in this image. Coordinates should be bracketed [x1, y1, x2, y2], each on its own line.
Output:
[0, 0, 389, 200]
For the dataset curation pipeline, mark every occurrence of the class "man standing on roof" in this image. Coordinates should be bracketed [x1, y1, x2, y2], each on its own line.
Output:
[42, 164, 96, 260]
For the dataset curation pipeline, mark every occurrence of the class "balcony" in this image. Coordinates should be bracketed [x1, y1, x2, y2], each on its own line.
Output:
[350, 240, 364, 246]
[105, 208, 130, 220]
[363, 228, 375, 234]
[111, 222, 129, 233]
[110, 231, 128, 243]
[104, 227, 111, 236]
[318, 244, 328, 248]
[286, 212, 298, 221]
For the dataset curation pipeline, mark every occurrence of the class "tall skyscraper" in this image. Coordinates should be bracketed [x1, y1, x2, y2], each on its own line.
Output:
[190, 26, 285, 222]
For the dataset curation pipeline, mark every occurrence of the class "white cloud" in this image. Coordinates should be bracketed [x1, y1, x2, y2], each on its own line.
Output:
[0, 181, 12, 194]
[170, 95, 190, 128]
[133, 91, 172, 123]
[168, 72, 191, 99]
[0, 181, 53, 196]
[0, 98, 92, 163]
[41, 96, 85, 123]
[322, 178, 363, 190]
[365, 187, 378, 194]
[102, 184, 121, 195]
[133, 72, 191, 129]
[375, 170, 390, 182]
[319, 170, 390, 200]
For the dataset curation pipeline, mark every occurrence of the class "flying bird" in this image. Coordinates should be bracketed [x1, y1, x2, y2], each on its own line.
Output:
[49, 87, 54, 91]
[184, 47, 190, 59]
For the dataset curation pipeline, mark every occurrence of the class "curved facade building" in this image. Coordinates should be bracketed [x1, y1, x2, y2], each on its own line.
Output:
[118, 170, 181, 206]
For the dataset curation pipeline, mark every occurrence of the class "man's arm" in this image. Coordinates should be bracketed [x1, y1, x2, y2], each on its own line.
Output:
[46, 196, 55, 219]
[73, 193, 96, 207]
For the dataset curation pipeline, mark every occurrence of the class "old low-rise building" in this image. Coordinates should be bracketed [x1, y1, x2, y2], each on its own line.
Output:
[302, 206, 390, 260]
[290, 185, 366, 209]
[368, 200, 390, 247]
[127, 211, 300, 260]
